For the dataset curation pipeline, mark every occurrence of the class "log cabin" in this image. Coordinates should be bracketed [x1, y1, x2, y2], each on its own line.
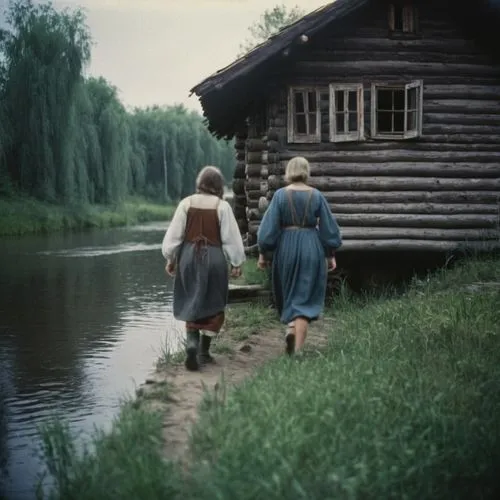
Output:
[190, 0, 500, 254]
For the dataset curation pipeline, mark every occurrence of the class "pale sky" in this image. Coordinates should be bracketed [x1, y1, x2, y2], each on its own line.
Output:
[34, 0, 327, 112]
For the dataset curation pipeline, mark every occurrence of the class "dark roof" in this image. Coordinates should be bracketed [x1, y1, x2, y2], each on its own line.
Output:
[190, 0, 498, 138]
[190, 0, 370, 138]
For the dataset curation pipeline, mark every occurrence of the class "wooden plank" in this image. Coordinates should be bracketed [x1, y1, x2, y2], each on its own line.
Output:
[267, 175, 500, 192]
[424, 100, 500, 115]
[285, 142, 500, 152]
[304, 50, 491, 65]
[334, 213, 499, 228]
[339, 227, 500, 240]
[321, 191, 500, 204]
[423, 85, 500, 100]
[339, 239, 500, 252]
[331, 203, 500, 215]
[424, 113, 500, 125]
[294, 61, 500, 77]
[304, 163, 500, 178]
[320, 37, 479, 53]
[279, 150, 500, 163]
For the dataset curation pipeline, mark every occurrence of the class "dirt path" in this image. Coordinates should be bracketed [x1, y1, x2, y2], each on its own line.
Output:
[138, 321, 329, 464]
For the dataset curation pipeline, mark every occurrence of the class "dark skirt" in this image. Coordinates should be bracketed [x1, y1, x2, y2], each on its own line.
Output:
[173, 242, 228, 332]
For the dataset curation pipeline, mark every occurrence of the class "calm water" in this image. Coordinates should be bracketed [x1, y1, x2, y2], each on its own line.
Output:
[0, 222, 184, 500]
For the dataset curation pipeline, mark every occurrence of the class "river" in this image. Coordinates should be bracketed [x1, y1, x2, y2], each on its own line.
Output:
[0, 221, 184, 500]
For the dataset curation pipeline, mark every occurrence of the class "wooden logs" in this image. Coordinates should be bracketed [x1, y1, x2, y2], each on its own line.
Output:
[234, 162, 245, 179]
[340, 239, 500, 252]
[259, 196, 269, 212]
[305, 162, 500, 179]
[321, 190, 500, 204]
[245, 164, 263, 177]
[246, 139, 267, 151]
[246, 151, 264, 163]
[339, 227, 500, 241]
[279, 150, 500, 163]
[268, 176, 500, 192]
[232, 178, 245, 196]
[335, 214, 498, 229]
[284, 141, 500, 152]
[331, 203, 500, 215]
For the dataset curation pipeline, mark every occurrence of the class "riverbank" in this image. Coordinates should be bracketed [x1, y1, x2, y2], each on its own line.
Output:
[38, 256, 500, 499]
[0, 196, 175, 237]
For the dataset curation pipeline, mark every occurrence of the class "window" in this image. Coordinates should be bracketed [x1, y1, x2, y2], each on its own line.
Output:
[329, 84, 364, 142]
[287, 87, 321, 143]
[388, 3, 418, 36]
[370, 80, 423, 140]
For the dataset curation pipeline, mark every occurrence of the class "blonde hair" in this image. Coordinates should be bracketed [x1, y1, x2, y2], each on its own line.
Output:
[196, 165, 225, 199]
[285, 156, 310, 184]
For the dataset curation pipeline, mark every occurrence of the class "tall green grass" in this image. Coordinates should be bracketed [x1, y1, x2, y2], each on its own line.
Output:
[37, 257, 500, 499]
[0, 196, 175, 237]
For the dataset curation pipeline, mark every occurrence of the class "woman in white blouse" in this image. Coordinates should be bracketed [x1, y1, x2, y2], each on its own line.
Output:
[161, 166, 246, 371]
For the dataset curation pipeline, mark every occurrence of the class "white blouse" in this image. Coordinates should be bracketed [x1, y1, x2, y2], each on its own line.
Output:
[161, 194, 246, 267]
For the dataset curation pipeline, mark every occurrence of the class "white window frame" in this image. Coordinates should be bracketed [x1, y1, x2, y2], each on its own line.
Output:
[287, 86, 321, 143]
[370, 80, 423, 140]
[329, 83, 364, 142]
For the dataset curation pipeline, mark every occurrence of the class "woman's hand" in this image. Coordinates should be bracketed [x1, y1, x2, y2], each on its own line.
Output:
[327, 256, 337, 272]
[165, 260, 176, 276]
[230, 266, 242, 278]
[257, 254, 268, 270]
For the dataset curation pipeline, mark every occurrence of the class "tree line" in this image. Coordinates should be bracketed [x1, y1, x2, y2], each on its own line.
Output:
[0, 0, 235, 206]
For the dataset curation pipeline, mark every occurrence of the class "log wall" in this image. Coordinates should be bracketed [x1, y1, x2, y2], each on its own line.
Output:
[246, 0, 500, 252]
[232, 126, 248, 235]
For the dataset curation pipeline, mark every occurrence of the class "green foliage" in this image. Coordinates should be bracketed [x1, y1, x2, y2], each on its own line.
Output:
[37, 257, 500, 499]
[0, 0, 234, 214]
[238, 4, 305, 56]
[0, 196, 175, 236]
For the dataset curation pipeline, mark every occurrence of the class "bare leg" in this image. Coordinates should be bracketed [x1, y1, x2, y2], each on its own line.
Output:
[294, 317, 309, 352]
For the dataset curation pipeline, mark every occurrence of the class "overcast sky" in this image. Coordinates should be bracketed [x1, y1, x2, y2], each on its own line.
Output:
[0, 0, 328, 111]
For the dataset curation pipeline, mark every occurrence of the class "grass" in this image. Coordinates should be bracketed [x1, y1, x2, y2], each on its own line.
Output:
[37, 256, 500, 499]
[0, 195, 175, 237]
[234, 258, 270, 287]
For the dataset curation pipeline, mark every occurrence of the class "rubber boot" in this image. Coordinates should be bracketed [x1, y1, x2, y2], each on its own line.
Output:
[198, 334, 214, 364]
[185, 329, 200, 371]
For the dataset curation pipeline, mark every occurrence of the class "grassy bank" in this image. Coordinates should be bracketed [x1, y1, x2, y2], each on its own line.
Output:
[38, 257, 500, 499]
[0, 196, 175, 237]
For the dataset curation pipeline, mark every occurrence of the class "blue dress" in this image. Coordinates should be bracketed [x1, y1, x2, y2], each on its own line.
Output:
[257, 187, 342, 324]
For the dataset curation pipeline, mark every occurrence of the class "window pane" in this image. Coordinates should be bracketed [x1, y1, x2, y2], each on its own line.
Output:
[393, 89, 405, 110]
[294, 92, 305, 113]
[348, 91, 357, 112]
[335, 90, 344, 112]
[307, 91, 317, 112]
[348, 112, 358, 132]
[335, 112, 344, 133]
[377, 89, 393, 110]
[394, 111, 404, 132]
[406, 110, 417, 131]
[377, 111, 393, 133]
[394, 6, 403, 30]
[407, 87, 418, 110]
[308, 113, 317, 134]
[295, 114, 307, 134]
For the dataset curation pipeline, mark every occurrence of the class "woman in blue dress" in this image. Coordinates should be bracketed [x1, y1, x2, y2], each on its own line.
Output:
[257, 156, 342, 355]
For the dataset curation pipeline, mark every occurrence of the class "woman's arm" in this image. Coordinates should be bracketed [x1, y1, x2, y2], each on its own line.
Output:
[257, 190, 282, 254]
[317, 192, 342, 257]
[219, 200, 246, 268]
[161, 199, 188, 261]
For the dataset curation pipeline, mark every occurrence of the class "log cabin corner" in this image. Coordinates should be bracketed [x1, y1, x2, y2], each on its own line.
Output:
[190, 0, 500, 256]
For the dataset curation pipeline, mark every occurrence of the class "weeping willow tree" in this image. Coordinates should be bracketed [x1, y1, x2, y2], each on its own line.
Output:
[0, 0, 236, 208]
[2, 0, 91, 202]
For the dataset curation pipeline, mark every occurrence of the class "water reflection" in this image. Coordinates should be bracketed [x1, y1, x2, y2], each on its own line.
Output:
[0, 222, 183, 499]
